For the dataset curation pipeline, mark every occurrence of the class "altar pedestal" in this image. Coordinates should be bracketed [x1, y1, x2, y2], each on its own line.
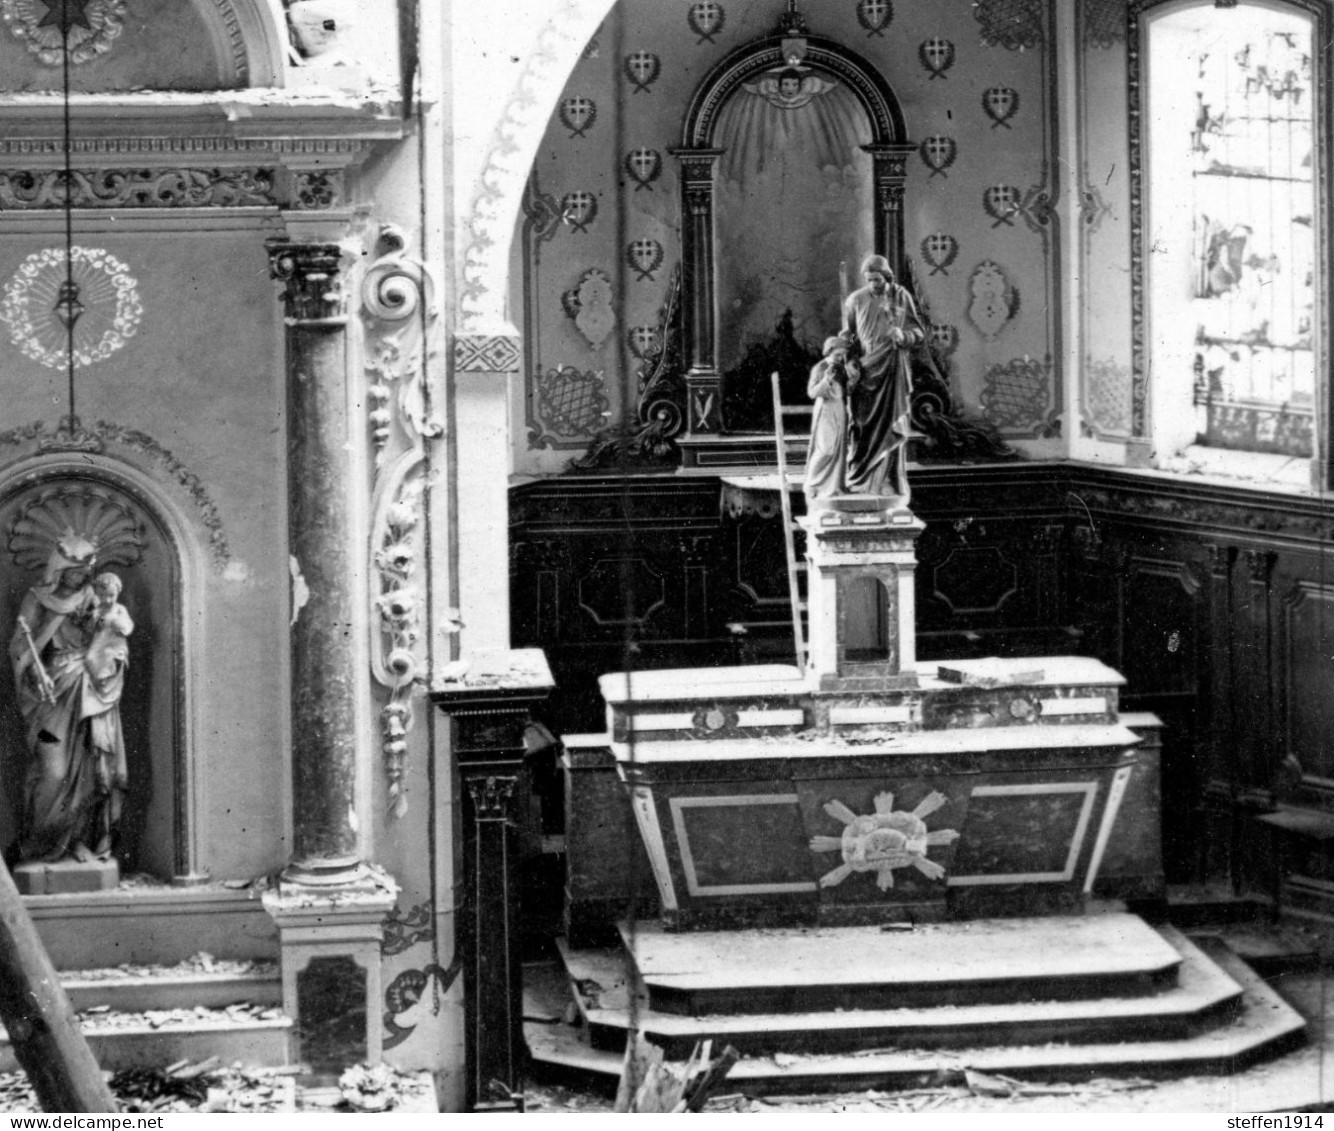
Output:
[603, 657, 1144, 930]
[803, 498, 923, 692]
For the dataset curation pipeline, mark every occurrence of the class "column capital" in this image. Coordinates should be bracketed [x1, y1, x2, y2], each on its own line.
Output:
[267, 239, 349, 326]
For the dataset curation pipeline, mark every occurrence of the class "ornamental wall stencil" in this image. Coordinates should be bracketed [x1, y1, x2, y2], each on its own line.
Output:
[857, 0, 894, 37]
[1020, 180, 1055, 232]
[559, 96, 597, 138]
[628, 324, 662, 360]
[7, 483, 145, 573]
[1085, 355, 1133, 435]
[560, 191, 598, 233]
[534, 365, 610, 439]
[0, 169, 277, 209]
[983, 184, 1021, 227]
[973, 0, 1044, 50]
[982, 86, 1020, 129]
[967, 260, 1018, 339]
[1083, 0, 1127, 49]
[981, 354, 1053, 430]
[627, 238, 664, 282]
[919, 37, 955, 79]
[561, 268, 616, 349]
[809, 792, 960, 891]
[522, 175, 562, 244]
[1, 0, 125, 64]
[919, 136, 957, 178]
[1, 246, 141, 370]
[381, 902, 435, 957]
[625, 147, 662, 192]
[1080, 184, 1113, 233]
[624, 50, 661, 93]
[688, 1, 724, 43]
[921, 232, 959, 276]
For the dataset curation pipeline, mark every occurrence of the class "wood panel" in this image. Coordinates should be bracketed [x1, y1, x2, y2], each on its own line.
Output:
[512, 464, 1334, 900]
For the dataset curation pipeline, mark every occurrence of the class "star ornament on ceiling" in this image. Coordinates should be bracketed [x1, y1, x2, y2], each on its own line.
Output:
[36, 0, 93, 32]
[0, 0, 126, 65]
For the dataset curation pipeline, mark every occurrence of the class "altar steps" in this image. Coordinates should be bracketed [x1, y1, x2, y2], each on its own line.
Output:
[524, 917, 1306, 1095]
[0, 961, 290, 1073]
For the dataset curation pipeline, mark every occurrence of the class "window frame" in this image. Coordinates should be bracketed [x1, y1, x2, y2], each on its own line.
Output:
[1128, 0, 1332, 489]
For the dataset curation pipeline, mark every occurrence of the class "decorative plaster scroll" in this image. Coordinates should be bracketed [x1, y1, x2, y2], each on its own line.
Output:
[973, 0, 1044, 50]
[362, 226, 441, 820]
[7, 482, 145, 573]
[1, 246, 142, 370]
[809, 791, 960, 891]
[370, 451, 426, 820]
[362, 224, 443, 461]
[1, 0, 125, 65]
[561, 268, 615, 348]
[967, 260, 1018, 339]
[0, 168, 277, 209]
[0, 416, 234, 570]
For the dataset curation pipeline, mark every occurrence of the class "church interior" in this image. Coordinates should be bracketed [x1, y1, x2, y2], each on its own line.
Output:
[0, 0, 1333, 1114]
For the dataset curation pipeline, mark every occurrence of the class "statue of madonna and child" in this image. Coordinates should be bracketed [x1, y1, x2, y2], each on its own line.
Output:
[6, 531, 133, 884]
[804, 253, 925, 510]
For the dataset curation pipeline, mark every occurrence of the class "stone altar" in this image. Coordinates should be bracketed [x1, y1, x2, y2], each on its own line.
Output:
[596, 497, 1154, 928]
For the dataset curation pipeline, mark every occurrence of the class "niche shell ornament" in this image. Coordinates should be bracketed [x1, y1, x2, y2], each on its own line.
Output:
[1, 0, 125, 65]
[2, 246, 142, 370]
[810, 791, 960, 891]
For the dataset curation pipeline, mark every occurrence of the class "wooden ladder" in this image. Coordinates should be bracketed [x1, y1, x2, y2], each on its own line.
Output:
[771, 372, 810, 672]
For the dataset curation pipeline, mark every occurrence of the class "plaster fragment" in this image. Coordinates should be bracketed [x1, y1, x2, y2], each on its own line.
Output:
[289, 556, 311, 625]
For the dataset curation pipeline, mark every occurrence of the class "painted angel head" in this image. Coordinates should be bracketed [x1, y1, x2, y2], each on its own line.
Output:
[744, 67, 837, 110]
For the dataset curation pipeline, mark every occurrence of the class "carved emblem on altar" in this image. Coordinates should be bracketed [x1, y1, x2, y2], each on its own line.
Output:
[809, 791, 960, 891]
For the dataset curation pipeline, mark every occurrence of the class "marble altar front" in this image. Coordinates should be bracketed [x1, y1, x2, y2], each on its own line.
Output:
[604, 656, 1149, 929]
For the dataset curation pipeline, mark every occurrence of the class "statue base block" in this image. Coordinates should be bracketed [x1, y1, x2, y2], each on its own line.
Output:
[13, 858, 119, 895]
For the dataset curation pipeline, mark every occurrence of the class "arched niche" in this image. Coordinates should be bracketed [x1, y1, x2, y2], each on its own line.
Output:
[673, 26, 914, 441]
[0, 459, 203, 884]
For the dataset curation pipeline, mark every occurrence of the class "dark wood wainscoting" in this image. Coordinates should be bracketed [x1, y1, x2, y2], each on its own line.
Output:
[510, 464, 1334, 904]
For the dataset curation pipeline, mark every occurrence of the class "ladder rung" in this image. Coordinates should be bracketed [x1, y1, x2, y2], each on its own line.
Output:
[793, 560, 807, 571]
[779, 405, 814, 415]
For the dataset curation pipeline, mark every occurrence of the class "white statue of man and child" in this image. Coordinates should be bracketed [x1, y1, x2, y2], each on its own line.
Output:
[6, 532, 133, 882]
[805, 253, 926, 508]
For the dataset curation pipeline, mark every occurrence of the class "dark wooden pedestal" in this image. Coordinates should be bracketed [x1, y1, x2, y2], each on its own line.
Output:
[429, 650, 552, 1113]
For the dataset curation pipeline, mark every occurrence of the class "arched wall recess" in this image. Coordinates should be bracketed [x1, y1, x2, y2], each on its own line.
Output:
[672, 19, 914, 443]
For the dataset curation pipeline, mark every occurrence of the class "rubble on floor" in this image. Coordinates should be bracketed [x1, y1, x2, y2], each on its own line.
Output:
[0, 1061, 296, 1114]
